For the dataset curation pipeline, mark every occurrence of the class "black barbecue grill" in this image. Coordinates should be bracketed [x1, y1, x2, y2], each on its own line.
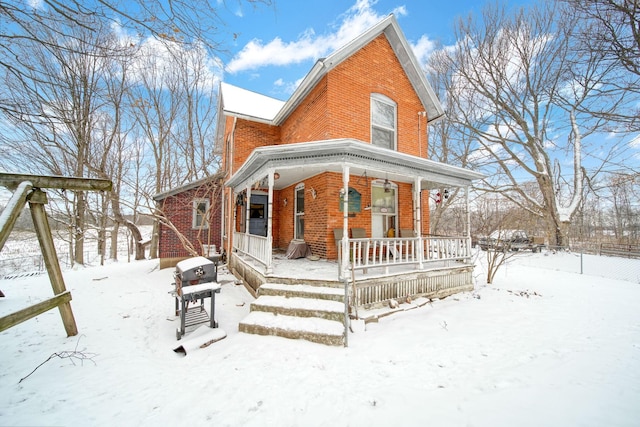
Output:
[171, 256, 221, 340]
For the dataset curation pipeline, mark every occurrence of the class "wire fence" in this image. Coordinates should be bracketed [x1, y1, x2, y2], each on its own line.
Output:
[0, 227, 150, 279]
[486, 246, 640, 284]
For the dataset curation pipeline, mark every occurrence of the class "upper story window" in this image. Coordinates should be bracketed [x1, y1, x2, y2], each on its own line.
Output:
[192, 198, 210, 229]
[371, 93, 397, 150]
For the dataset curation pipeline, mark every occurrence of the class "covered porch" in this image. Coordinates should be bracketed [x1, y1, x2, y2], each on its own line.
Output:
[224, 139, 483, 309]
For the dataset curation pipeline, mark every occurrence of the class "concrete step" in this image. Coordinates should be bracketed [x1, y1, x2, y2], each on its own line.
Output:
[258, 283, 345, 302]
[249, 295, 345, 322]
[239, 311, 345, 346]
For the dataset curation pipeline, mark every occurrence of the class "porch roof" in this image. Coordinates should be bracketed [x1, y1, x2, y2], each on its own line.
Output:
[225, 139, 484, 191]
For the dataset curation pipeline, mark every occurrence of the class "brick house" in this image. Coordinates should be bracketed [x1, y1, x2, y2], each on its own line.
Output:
[217, 12, 483, 310]
[154, 174, 223, 269]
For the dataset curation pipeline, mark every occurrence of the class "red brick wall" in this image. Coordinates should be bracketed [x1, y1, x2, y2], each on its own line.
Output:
[158, 185, 222, 259]
[231, 120, 280, 175]
[222, 33, 432, 259]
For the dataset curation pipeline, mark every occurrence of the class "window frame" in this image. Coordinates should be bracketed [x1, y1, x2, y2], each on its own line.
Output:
[192, 198, 210, 229]
[370, 93, 397, 150]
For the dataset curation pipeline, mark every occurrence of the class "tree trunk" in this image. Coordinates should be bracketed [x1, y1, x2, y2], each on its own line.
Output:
[110, 222, 119, 261]
[149, 216, 159, 259]
[110, 196, 145, 260]
[73, 191, 85, 265]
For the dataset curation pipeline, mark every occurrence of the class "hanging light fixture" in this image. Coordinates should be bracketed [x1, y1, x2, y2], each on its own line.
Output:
[384, 177, 391, 193]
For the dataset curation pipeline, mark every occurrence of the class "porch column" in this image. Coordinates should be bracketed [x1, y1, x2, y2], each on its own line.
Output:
[265, 171, 275, 275]
[465, 185, 471, 258]
[341, 165, 350, 280]
[244, 185, 251, 254]
[414, 177, 424, 270]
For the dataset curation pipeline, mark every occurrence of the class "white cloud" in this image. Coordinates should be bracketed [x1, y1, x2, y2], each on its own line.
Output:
[27, 0, 44, 9]
[225, 0, 406, 74]
[409, 35, 436, 66]
[110, 26, 223, 92]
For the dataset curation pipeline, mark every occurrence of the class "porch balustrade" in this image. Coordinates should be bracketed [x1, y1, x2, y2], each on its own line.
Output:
[232, 231, 471, 278]
[233, 231, 270, 268]
[341, 235, 472, 277]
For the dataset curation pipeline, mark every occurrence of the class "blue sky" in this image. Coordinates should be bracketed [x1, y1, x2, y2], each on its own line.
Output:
[217, 0, 532, 100]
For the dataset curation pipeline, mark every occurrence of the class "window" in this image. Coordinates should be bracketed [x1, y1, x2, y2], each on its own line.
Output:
[192, 199, 210, 229]
[294, 183, 305, 240]
[371, 93, 397, 150]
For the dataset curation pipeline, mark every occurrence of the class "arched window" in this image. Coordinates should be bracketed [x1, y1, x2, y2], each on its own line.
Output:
[370, 93, 397, 150]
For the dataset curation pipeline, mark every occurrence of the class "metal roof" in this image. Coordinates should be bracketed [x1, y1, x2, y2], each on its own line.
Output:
[225, 139, 484, 191]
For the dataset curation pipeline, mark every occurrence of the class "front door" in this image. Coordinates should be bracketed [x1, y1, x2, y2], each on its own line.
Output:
[371, 180, 397, 238]
[248, 194, 267, 237]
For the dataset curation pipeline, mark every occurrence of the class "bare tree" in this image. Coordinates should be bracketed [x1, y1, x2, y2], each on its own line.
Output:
[440, 1, 639, 247]
[0, 0, 273, 116]
[1, 15, 119, 265]
[563, 0, 639, 77]
[427, 46, 483, 236]
[129, 39, 220, 259]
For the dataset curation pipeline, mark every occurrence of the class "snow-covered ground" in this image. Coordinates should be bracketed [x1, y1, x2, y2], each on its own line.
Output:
[1, 253, 639, 426]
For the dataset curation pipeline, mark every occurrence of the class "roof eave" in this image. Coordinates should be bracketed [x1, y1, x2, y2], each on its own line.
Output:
[225, 139, 484, 190]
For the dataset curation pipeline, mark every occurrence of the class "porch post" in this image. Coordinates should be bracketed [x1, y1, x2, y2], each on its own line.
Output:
[465, 186, 470, 238]
[465, 185, 471, 258]
[265, 172, 275, 275]
[244, 185, 251, 253]
[341, 165, 350, 280]
[414, 177, 424, 270]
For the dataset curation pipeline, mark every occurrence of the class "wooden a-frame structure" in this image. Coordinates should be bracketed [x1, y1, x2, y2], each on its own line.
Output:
[0, 173, 112, 336]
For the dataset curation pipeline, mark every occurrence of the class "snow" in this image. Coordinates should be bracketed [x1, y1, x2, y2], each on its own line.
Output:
[220, 82, 285, 121]
[179, 281, 221, 295]
[175, 256, 215, 272]
[1, 253, 640, 426]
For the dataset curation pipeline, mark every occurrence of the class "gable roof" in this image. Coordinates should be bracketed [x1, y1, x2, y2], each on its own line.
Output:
[274, 14, 444, 124]
[218, 14, 444, 129]
[153, 171, 223, 201]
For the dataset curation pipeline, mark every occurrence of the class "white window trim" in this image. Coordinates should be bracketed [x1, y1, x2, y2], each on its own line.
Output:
[370, 93, 397, 150]
[192, 198, 210, 229]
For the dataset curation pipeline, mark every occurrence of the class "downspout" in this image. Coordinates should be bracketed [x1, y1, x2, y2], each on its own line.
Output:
[225, 117, 237, 258]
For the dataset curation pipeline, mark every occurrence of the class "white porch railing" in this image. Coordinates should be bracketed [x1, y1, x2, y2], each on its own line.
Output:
[233, 231, 270, 268]
[232, 231, 471, 277]
[341, 236, 472, 276]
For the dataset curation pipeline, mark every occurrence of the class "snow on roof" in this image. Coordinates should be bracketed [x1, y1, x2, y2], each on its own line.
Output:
[220, 82, 285, 122]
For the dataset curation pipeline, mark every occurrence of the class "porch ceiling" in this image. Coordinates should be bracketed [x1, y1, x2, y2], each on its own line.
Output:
[225, 139, 484, 192]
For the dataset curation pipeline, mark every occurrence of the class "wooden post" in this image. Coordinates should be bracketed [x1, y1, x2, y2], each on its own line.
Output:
[28, 189, 78, 337]
[0, 181, 33, 252]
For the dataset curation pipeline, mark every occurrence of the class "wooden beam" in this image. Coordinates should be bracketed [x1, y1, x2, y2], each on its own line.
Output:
[0, 181, 32, 252]
[0, 173, 112, 192]
[0, 291, 72, 333]
[29, 189, 78, 336]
